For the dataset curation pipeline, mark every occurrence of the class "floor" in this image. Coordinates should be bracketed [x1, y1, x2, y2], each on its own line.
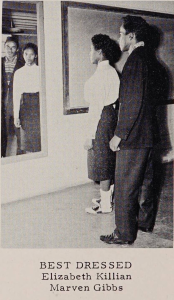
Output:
[1, 161, 173, 248]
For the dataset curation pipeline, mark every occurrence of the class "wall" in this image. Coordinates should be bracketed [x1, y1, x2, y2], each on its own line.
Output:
[1, 1, 174, 204]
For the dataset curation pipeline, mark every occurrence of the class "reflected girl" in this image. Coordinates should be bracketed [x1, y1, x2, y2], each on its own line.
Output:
[13, 43, 41, 153]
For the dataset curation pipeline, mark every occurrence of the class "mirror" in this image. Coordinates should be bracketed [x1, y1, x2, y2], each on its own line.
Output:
[62, 1, 174, 115]
[1, 1, 47, 161]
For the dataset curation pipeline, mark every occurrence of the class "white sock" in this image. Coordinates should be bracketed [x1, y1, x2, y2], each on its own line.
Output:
[100, 189, 112, 212]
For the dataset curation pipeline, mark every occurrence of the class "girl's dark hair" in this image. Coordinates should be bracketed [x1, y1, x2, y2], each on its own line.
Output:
[23, 43, 38, 56]
[122, 15, 150, 43]
[91, 34, 121, 66]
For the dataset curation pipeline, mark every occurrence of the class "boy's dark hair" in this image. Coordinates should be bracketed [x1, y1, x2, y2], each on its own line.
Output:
[122, 15, 150, 43]
[5, 36, 19, 49]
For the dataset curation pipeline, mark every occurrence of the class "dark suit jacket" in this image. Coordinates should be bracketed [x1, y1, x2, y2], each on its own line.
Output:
[1, 57, 24, 156]
[1, 57, 24, 117]
[115, 46, 163, 149]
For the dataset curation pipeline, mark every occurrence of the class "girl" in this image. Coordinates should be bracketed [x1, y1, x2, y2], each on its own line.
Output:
[84, 34, 121, 214]
[13, 43, 40, 153]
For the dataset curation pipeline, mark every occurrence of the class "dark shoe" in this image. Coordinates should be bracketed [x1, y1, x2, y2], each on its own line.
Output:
[138, 226, 153, 233]
[100, 233, 115, 242]
[100, 233, 133, 245]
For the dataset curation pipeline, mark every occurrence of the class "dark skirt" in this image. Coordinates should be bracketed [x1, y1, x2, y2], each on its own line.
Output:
[20, 92, 41, 152]
[87, 103, 118, 182]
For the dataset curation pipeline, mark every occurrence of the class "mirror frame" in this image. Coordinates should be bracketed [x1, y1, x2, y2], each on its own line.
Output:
[1, 1, 47, 165]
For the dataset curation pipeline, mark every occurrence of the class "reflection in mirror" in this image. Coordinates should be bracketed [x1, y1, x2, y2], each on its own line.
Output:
[1, 1, 42, 158]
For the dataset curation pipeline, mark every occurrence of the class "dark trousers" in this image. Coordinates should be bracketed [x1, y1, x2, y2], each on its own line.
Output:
[114, 148, 154, 242]
[1, 114, 7, 157]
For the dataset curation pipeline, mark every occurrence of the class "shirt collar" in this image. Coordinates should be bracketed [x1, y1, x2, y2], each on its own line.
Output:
[5, 55, 17, 63]
[128, 41, 145, 55]
[97, 60, 109, 70]
[24, 63, 37, 67]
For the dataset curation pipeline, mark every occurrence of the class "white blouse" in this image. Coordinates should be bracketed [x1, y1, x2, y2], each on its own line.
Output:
[13, 64, 40, 118]
[84, 60, 120, 139]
